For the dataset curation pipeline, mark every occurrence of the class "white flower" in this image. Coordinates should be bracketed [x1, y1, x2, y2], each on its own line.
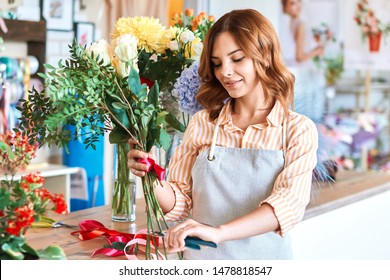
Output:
[112, 57, 139, 78]
[180, 30, 196, 44]
[192, 39, 203, 60]
[86, 39, 113, 66]
[149, 53, 158, 61]
[114, 34, 138, 63]
[168, 40, 179, 51]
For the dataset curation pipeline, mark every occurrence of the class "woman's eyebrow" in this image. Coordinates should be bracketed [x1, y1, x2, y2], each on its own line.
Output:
[211, 49, 243, 59]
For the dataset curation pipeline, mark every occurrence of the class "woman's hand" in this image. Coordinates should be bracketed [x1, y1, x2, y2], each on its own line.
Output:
[313, 45, 324, 57]
[127, 138, 155, 177]
[164, 219, 223, 253]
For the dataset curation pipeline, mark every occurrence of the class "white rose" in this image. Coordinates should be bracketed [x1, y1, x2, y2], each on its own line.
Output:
[114, 34, 138, 63]
[87, 39, 113, 66]
[192, 39, 203, 60]
[112, 57, 139, 78]
[168, 40, 179, 51]
[180, 30, 196, 44]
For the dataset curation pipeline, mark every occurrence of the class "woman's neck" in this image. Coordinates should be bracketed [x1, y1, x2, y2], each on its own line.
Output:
[230, 97, 274, 130]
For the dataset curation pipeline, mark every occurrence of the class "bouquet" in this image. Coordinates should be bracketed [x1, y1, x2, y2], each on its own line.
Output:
[311, 22, 336, 68]
[15, 15, 196, 259]
[311, 22, 335, 46]
[0, 131, 67, 260]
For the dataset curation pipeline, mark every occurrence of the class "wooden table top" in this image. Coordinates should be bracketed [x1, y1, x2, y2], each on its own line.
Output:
[25, 170, 390, 260]
[26, 198, 150, 260]
[305, 170, 390, 219]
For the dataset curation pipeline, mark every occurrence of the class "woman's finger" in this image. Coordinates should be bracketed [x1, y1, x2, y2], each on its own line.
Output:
[128, 138, 139, 149]
[128, 149, 149, 160]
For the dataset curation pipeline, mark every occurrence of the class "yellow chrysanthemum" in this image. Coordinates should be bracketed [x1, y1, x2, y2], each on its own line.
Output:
[112, 16, 166, 53]
[154, 26, 180, 54]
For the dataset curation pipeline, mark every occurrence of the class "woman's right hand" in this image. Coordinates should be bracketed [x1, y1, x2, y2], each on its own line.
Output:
[313, 45, 324, 57]
[127, 138, 154, 177]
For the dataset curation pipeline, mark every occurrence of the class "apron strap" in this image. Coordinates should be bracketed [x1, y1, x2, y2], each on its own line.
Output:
[282, 116, 288, 167]
[208, 122, 220, 161]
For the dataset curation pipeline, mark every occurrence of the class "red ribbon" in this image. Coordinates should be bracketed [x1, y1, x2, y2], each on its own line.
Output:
[138, 157, 166, 181]
[71, 220, 163, 259]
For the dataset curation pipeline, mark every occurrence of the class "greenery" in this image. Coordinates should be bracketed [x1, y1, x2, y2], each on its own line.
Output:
[324, 54, 344, 86]
[0, 132, 67, 260]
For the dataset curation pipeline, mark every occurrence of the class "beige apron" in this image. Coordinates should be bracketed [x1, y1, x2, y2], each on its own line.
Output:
[184, 119, 292, 260]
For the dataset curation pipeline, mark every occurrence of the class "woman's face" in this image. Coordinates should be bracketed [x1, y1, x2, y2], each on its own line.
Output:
[284, 0, 302, 18]
[211, 32, 262, 101]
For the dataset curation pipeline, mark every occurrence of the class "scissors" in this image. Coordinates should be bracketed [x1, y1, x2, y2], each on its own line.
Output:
[152, 231, 217, 250]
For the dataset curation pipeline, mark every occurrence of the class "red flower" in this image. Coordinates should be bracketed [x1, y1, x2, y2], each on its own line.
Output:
[6, 220, 22, 236]
[140, 77, 155, 88]
[6, 206, 35, 236]
[22, 172, 45, 185]
[51, 194, 68, 214]
[33, 187, 52, 201]
[15, 205, 35, 225]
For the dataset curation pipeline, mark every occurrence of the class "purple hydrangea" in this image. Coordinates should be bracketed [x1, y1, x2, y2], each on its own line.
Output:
[173, 61, 203, 116]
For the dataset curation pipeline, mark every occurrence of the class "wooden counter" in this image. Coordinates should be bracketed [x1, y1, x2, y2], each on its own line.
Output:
[305, 170, 390, 219]
[25, 170, 390, 260]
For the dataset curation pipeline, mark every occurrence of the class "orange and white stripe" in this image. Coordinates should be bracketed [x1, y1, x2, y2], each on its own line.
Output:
[165, 99, 318, 236]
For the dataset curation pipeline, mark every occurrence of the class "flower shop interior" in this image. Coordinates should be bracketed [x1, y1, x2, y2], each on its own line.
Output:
[1, 0, 390, 261]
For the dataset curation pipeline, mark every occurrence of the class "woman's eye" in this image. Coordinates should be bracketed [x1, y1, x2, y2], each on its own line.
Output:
[233, 57, 245, 63]
[213, 63, 221, 68]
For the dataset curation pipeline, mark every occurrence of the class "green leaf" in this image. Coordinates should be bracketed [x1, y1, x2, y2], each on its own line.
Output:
[21, 243, 39, 259]
[110, 242, 126, 251]
[109, 126, 131, 144]
[159, 129, 171, 151]
[148, 82, 159, 107]
[141, 115, 152, 129]
[0, 141, 15, 159]
[1, 243, 24, 260]
[36, 245, 67, 260]
[112, 102, 129, 110]
[165, 113, 186, 132]
[156, 111, 169, 127]
[128, 66, 141, 97]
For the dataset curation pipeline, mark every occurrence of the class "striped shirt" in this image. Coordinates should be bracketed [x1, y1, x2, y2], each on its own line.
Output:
[165, 98, 318, 236]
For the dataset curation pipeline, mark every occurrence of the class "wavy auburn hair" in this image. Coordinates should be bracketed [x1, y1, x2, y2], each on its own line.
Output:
[196, 9, 295, 120]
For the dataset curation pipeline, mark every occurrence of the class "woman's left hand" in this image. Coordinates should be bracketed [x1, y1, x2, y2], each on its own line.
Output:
[164, 219, 223, 253]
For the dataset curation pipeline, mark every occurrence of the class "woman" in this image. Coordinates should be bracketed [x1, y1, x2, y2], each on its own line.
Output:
[279, 0, 326, 123]
[280, 0, 324, 66]
[128, 9, 318, 260]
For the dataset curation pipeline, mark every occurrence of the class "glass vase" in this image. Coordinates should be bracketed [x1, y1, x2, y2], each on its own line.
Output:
[111, 143, 136, 222]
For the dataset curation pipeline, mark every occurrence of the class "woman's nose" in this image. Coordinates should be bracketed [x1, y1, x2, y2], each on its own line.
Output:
[220, 63, 233, 76]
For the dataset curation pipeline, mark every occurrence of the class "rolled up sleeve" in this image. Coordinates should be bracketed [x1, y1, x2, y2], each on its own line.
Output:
[163, 114, 201, 222]
[261, 115, 318, 236]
